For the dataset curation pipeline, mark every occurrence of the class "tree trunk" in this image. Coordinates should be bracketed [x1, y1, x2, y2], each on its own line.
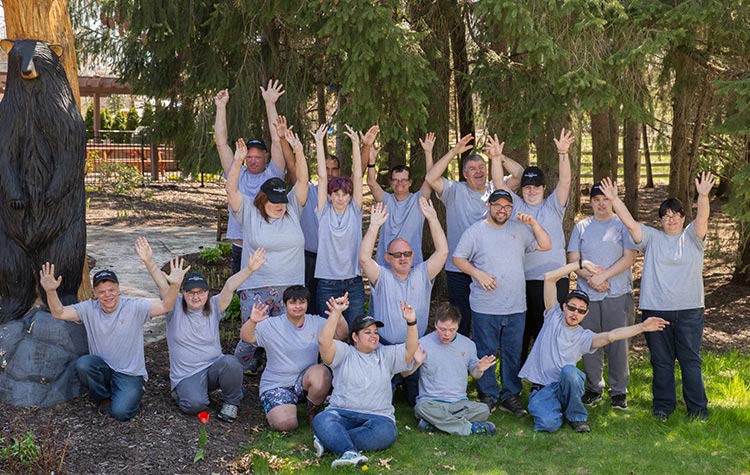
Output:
[623, 119, 641, 220]
[642, 123, 654, 188]
[4, 0, 92, 300]
[449, 2, 474, 176]
[732, 137, 750, 286]
[590, 108, 618, 183]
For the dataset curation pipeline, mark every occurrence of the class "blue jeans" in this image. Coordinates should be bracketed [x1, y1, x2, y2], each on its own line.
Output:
[472, 310, 525, 401]
[527, 365, 588, 432]
[313, 408, 398, 455]
[316, 276, 365, 326]
[76, 354, 144, 421]
[446, 271, 472, 337]
[643, 308, 708, 418]
[174, 355, 244, 414]
[231, 243, 242, 274]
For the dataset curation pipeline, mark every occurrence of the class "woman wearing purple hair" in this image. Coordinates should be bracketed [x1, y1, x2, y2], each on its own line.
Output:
[312, 124, 365, 324]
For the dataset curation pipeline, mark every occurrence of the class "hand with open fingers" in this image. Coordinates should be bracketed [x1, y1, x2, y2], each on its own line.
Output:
[274, 115, 290, 138]
[234, 138, 247, 163]
[135, 236, 153, 263]
[419, 132, 435, 153]
[369, 202, 388, 227]
[369, 146, 380, 162]
[476, 354, 496, 372]
[360, 125, 379, 147]
[164, 257, 190, 285]
[412, 345, 427, 365]
[344, 125, 360, 148]
[554, 128, 575, 154]
[599, 177, 618, 201]
[695, 171, 715, 197]
[475, 270, 497, 291]
[39, 262, 62, 291]
[400, 301, 417, 323]
[326, 293, 350, 315]
[453, 134, 474, 155]
[286, 129, 303, 154]
[260, 79, 285, 104]
[312, 123, 327, 144]
[250, 303, 270, 323]
[642, 317, 670, 333]
[419, 197, 437, 221]
[214, 89, 229, 107]
[247, 248, 266, 272]
[515, 212, 537, 226]
[487, 133, 505, 159]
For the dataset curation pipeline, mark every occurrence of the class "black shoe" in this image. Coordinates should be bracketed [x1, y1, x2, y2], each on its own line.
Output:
[581, 390, 602, 406]
[611, 394, 627, 410]
[569, 420, 591, 433]
[654, 412, 669, 423]
[498, 395, 527, 417]
[478, 393, 496, 413]
[244, 347, 266, 376]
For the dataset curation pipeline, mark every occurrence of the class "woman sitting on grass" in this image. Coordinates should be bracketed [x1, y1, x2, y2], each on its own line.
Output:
[312, 299, 418, 468]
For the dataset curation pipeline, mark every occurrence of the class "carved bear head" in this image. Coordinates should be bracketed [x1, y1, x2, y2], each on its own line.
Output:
[1, 39, 63, 80]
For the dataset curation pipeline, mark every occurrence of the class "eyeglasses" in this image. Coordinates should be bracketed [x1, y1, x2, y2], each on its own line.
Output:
[388, 251, 413, 258]
[436, 325, 458, 334]
[566, 303, 587, 315]
[186, 289, 208, 297]
[661, 214, 683, 222]
[489, 203, 513, 212]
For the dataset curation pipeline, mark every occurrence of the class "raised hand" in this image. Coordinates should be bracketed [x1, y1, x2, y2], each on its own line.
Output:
[695, 171, 715, 197]
[369, 146, 380, 163]
[344, 125, 360, 148]
[134, 236, 153, 263]
[247, 248, 266, 273]
[369, 202, 388, 227]
[234, 138, 247, 163]
[39, 262, 62, 291]
[642, 317, 670, 333]
[475, 270, 497, 291]
[250, 302, 270, 323]
[419, 197, 437, 221]
[599, 177, 618, 201]
[476, 354, 497, 372]
[360, 125, 379, 147]
[164, 257, 190, 286]
[274, 115, 291, 138]
[486, 133, 505, 159]
[413, 344, 427, 365]
[400, 301, 417, 323]
[419, 132, 435, 154]
[515, 212, 538, 226]
[214, 89, 229, 107]
[285, 129, 303, 154]
[260, 79, 285, 104]
[553, 128, 575, 154]
[453, 134, 474, 155]
[325, 293, 350, 317]
[312, 123, 327, 144]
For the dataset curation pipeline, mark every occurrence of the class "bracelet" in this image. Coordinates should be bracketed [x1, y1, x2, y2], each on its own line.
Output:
[406, 320, 417, 327]
[558, 151, 568, 155]
[367, 163, 376, 168]
[579, 258, 583, 270]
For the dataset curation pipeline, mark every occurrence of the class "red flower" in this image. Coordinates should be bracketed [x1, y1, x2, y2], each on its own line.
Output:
[198, 411, 210, 424]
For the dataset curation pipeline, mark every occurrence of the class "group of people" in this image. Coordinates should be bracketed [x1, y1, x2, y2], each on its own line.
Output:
[39, 79, 714, 468]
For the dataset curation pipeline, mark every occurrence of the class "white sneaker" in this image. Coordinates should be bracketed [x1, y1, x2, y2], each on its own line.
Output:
[217, 403, 238, 422]
[313, 435, 325, 458]
[331, 450, 368, 468]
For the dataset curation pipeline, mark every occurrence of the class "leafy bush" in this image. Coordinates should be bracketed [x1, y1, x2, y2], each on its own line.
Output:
[97, 162, 144, 195]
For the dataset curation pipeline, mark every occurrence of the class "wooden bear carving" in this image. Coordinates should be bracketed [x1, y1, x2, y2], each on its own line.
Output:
[0, 39, 86, 323]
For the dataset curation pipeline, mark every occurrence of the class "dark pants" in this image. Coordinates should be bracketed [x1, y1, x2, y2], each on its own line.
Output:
[304, 251, 319, 315]
[522, 278, 569, 364]
[643, 308, 708, 418]
[446, 271, 473, 337]
[231, 243, 243, 275]
[381, 336, 420, 406]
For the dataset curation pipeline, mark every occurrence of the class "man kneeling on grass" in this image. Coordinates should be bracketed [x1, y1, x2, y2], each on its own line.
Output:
[518, 260, 669, 433]
[406, 302, 497, 436]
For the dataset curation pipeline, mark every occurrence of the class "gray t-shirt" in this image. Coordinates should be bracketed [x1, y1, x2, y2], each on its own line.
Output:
[327, 340, 409, 421]
[166, 295, 223, 389]
[372, 262, 433, 343]
[636, 221, 705, 311]
[255, 314, 327, 395]
[518, 306, 595, 386]
[453, 219, 537, 314]
[226, 161, 284, 240]
[375, 192, 425, 268]
[437, 178, 494, 273]
[72, 297, 152, 380]
[233, 186, 304, 290]
[511, 190, 567, 280]
[300, 183, 320, 253]
[315, 199, 362, 280]
[568, 215, 636, 301]
[416, 331, 478, 404]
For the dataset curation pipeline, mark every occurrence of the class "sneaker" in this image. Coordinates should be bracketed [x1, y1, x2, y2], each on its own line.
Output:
[470, 421, 496, 435]
[307, 399, 324, 427]
[478, 393, 496, 413]
[569, 420, 591, 433]
[581, 390, 602, 406]
[331, 450, 368, 468]
[244, 348, 267, 376]
[417, 419, 437, 432]
[217, 403, 238, 422]
[654, 412, 669, 423]
[611, 394, 627, 410]
[498, 395, 527, 417]
[313, 435, 325, 458]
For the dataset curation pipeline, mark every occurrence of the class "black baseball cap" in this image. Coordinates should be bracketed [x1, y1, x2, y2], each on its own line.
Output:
[564, 289, 590, 306]
[245, 138, 267, 151]
[183, 271, 209, 292]
[589, 182, 604, 199]
[92, 269, 118, 287]
[488, 189, 513, 204]
[260, 177, 289, 204]
[521, 166, 545, 187]
[350, 315, 384, 334]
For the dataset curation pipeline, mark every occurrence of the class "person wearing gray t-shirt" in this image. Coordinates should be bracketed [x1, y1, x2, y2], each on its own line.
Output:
[39, 249, 188, 421]
[601, 173, 714, 422]
[519, 260, 668, 433]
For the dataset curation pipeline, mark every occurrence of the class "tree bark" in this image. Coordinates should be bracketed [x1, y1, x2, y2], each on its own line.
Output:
[590, 108, 618, 183]
[642, 123, 654, 188]
[449, 2, 474, 176]
[623, 119, 641, 220]
[732, 137, 750, 286]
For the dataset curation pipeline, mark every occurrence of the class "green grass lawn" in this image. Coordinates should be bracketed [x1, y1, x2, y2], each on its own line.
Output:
[243, 351, 750, 474]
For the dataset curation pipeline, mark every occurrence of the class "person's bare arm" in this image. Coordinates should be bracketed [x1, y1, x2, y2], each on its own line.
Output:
[591, 317, 669, 350]
[553, 128, 574, 207]
[587, 250, 636, 292]
[149, 258, 190, 317]
[601, 177, 642, 244]
[543, 260, 601, 312]
[319, 295, 349, 365]
[286, 130, 309, 207]
[502, 155, 524, 191]
[516, 212, 551, 251]
[367, 146, 385, 203]
[359, 125, 379, 173]
[239, 303, 269, 344]
[213, 89, 235, 174]
[359, 203, 387, 286]
[694, 171, 715, 240]
[39, 262, 80, 322]
[135, 237, 169, 298]
[274, 115, 297, 183]
[469, 354, 497, 380]
[261, 79, 287, 172]
[226, 139, 246, 213]
[421, 198, 448, 279]
[401, 302, 419, 365]
[218, 248, 266, 312]
[419, 133, 435, 198]
[344, 125, 364, 208]
[424, 134, 474, 196]
[313, 124, 328, 212]
[487, 133, 509, 192]
[453, 257, 497, 291]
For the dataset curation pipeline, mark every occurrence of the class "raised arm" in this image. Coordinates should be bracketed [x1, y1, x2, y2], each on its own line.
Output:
[239, 303, 269, 344]
[516, 212, 552, 251]
[226, 139, 246, 213]
[366, 146, 385, 203]
[344, 125, 363, 208]
[418, 132, 435, 198]
[319, 295, 349, 365]
[218, 248, 266, 312]
[286, 129, 309, 207]
[39, 263, 80, 322]
[424, 134, 474, 196]
[359, 203, 387, 285]
[421, 198, 448, 279]
[487, 133, 509, 192]
[135, 236, 169, 298]
[401, 301, 419, 365]
[543, 260, 601, 312]
[313, 124, 328, 212]
[694, 171, 715, 240]
[502, 155, 524, 191]
[601, 177, 641, 244]
[213, 89, 234, 174]
[261, 79, 287, 172]
[359, 125, 379, 173]
[149, 258, 189, 317]
[274, 115, 297, 183]
[591, 317, 669, 350]
[553, 128, 574, 206]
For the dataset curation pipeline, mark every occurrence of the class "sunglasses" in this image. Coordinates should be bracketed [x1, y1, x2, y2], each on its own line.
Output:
[388, 251, 413, 258]
[566, 303, 587, 315]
